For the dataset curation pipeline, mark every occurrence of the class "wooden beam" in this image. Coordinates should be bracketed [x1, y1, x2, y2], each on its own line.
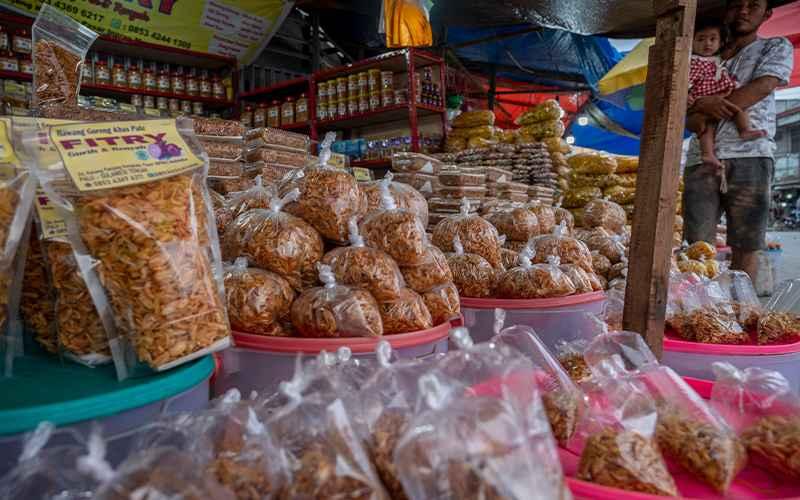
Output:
[622, 0, 696, 357]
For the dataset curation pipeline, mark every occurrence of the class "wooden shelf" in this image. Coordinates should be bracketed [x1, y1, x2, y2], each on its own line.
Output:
[351, 158, 391, 169]
[317, 103, 444, 131]
[241, 77, 310, 99]
[313, 48, 442, 81]
[80, 83, 234, 107]
[278, 121, 311, 131]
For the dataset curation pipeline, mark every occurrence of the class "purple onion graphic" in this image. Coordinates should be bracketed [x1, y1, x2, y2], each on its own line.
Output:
[148, 143, 163, 159]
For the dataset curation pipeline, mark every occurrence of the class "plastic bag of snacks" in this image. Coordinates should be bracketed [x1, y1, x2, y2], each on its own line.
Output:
[669, 280, 749, 344]
[712, 270, 762, 330]
[378, 287, 432, 334]
[244, 126, 310, 152]
[555, 339, 592, 384]
[221, 175, 275, 222]
[586, 233, 627, 264]
[32, 5, 98, 113]
[360, 177, 428, 266]
[399, 245, 453, 294]
[452, 110, 495, 129]
[449, 125, 495, 140]
[391, 152, 442, 174]
[542, 137, 571, 154]
[686, 240, 716, 261]
[603, 185, 636, 206]
[322, 217, 406, 301]
[485, 207, 539, 243]
[432, 198, 502, 269]
[495, 247, 576, 299]
[591, 251, 611, 277]
[711, 362, 800, 480]
[445, 234, 497, 298]
[280, 133, 365, 244]
[500, 247, 519, 270]
[567, 152, 618, 175]
[222, 188, 324, 292]
[515, 99, 564, 126]
[615, 155, 639, 174]
[360, 172, 429, 227]
[531, 221, 594, 273]
[757, 279, 800, 345]
[517, 120, 566, 142]
[20, 230, 57, 353]
[291, 264, 383, 338]
[552, 203, 575, 232]
[444, 136, 466, 153]
[223, 257, 294, 336]
[560, 263, 601, 293]
[562, 186, 602, 208]
[422, 282, 460, 325]
[30, 118, 230, 378]
[583, 198, 627, 234]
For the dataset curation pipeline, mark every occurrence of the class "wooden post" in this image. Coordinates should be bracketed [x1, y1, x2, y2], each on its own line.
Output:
[623, 0, 696, 357]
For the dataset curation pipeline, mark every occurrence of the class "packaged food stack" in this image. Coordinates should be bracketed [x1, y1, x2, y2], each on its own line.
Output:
[543, 136, 573, 196]
[563, 150, 618, 224]
[427, 167, 486, 230]
[242, 127, 312, 186]
[193, 117, 249, 195]
[445, 109, 496, 152]
[529, 185, 555, 206]
[605, 155, 638, 221]
[390, 151, 443, 199]
[515, 99, 566, 145]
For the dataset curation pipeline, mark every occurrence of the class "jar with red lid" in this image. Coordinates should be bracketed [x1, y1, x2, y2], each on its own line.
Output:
[19, 56, 32, 74]
[157, 66, 171, 93]
[211, 74, 225, 100]
[112, 63, 127, 87]
[199, 70, 211, 98]
[0, 51, 18, 72]
[95, 59, 111, 85]
[0, 26, 9, 52]
[185, 70, 198, 96]
[254, 102, 267, 128]
[143, 67, 156, 90]
[241, 105, 254, 128]
[128, 63, 142, 89]
[12, 28, 31, 55]
[267, 100, 280, 128]
[281, 97, 295, 125]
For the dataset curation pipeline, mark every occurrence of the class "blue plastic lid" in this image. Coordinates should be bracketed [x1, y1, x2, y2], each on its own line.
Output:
[0, 348, 213, 436]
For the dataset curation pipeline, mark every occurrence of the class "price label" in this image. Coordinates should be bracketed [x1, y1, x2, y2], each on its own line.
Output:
[351, 167, 372, 182]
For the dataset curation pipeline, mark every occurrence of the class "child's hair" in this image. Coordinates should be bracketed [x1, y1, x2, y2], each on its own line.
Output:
[694, 16, 729, 44]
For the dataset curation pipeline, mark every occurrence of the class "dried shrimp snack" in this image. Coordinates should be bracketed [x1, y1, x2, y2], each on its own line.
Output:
[553, 205, 574, 232]
[515, 99, 564, 125]
[500, 247, 518, 270]
[290, 264, 383, 338]
[686, 240, 716, 261]
[422, 283, 460, 325]
[223, 258, 295, 336]
[563, 186, 602, 209]
[391, 152, 442, 174]
[583, 198, 627, 234]
[587, 234, 626, 264]
[531, 222, 594, 273]
[756, 311, 800, 345]
[244, 146, 307, 167]
[200, 139, 244, 160]
[321, 217, 405, 301]
[361, 173, 429, 226]
[368, 409, 410, 500]
[438, 171, 486, 187]
[559, 263, 595, 294]
[194, 117, 246, 137]
[578, 429, 678, 496]
[452, 110, 496, 128]
[558, 353, 592, 383]
[741, 416, 800, 479]
[399, 245, 453, 293]
[678, 309, 749, 344]
[432, 198, 502, 269]
[378, 287, 432, 334]
[591, 251, 612, 277]
[245, 127, 311, 151]
[223, 175, 274, 221]
[495, 247, 575, 299]
[603, 185, 636, 205]
[223, 189, 324, 291]
[20, 232, 56, 353]
[526, 200, 556, 234]
[446, 235, 496, 298]
[486, 208, 539, 243]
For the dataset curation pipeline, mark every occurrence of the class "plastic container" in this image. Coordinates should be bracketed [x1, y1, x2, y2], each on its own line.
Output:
[0, 345, 213, 476]
[662, 333, 800, 391]
[460, 292, 607, 344]
[561, 377, 800, 499]
[213, 322, 452, 397]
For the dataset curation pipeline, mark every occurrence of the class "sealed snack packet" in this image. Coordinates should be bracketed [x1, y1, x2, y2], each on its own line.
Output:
[531, 221, 594, 273]
[221, 175, 275, 222]
[559, 262, 600, 294]
[453, 110, 496, 128]
[555, 339, 592, 384]
[391, 152, 442, 174]
[19, 226, 57, 353]
[552, 202, 575, 232]
[432, 198, 503, 269]
[500, 247, 519, 270]
[757, 279, 800, 344]
[495, 247, 576, 299]
[676, 280, 749, 344]
[322, 217, 405, 301]
[291, 264, 383, 338]
[586, 233, 626, 264]
[223, 188, 324, 292]
[361, 172, 429, 227]
[527, 200, 556, 235]
[485, 207, 540, 243]
[713, 270, 762, 331]
[29, 117, 231, 378]
[445, 235, 496, 298]
[422, 282, 460, 325]
[583, 198, 627, 234]
[223, 257, 294, 336]
[568, 152, 618, 175]
[280, 133, 365, 244]
[360, 177, 428, 267]
[378, 288, 432, 335]
[711, 362, 800, 479]
[399, 245, 452, 294]
[515, 99, 564, 126]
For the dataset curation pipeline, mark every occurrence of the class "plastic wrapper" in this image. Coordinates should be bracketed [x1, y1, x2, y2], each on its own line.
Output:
[399, 245, 452, 293]
[552, 206, 574, 232]
[676, 256, 707, 276]
[517, 120, 566, 141]
[31, 117, 230, 377]
[515, 99, 564, 126]
[686, 240, 716, 261]
[436, 185, 487, 199]
[32, 6, 98, 112]
[757, 279, 800, 344]
[531, 222, 594, 273]
[466, 136, 497, 149]
[711, 362, 800, 479]
[261, 163, 301, 185]
[361, 173, 429, 227]
[244, 146, 307, 167]
[615, 173, 638, 188]
[291, 264, 383, 338]
[222, 175, 275, 222]
[452, 110, 495, 128]
[223, 257, 294, 336]
[391, 152, 442, 174]
[195, 118, 246, 137]
[603, 185, 636, 206]
[669, 280, 749, 344]
[567, 152, 618, 175]
[360, 177, 428, 266]
[222, 189, 324, 291]
[555, 339, 592, 384]
[445, 235, 496, 298]
[422, 282, 460, 325]
[200, 138, 244, 160]
[563, 186, 602, 209]
[500, 247, 519, 270]
[586, 234, 626, 264]
[322, 217, 405, 301]
[432, 198, 503, 269]
[485, 208, 539, 243]
[20, 231, 56, 353]
[438, 171, 485, 187]
[543, 137, 571, 154]
[444, 136, 466, 153]
[449, 125, 495, 140]
[495, 247, 576, 299]
[378, 287, 432, 334]
[559, 263, 596, 294]
[583, 198, 627, 234]
[391, 172, 439, 198]
[245, 127, 310, 151]
[590, 251, 611, 277]
[484, 166, 514, 183]
[570, 172, 616, 189]
[615, 156, 639, 174]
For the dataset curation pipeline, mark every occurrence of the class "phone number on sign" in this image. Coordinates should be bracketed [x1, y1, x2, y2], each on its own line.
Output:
[125, 24, 192, 50]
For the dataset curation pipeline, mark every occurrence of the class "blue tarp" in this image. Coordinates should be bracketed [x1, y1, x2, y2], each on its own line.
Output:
[568, 98, 645, 155]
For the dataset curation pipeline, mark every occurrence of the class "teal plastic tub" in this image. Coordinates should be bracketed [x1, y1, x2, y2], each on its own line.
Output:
[0, 349, 213, 475]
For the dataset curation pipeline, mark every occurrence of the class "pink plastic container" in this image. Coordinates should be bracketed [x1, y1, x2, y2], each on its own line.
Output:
[662, 332, 800, 391]
[460, 291, 607, 344]
[212, 322, 451, 397]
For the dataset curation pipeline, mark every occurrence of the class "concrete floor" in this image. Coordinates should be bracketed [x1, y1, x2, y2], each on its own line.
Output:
[767, 231, 800, 285]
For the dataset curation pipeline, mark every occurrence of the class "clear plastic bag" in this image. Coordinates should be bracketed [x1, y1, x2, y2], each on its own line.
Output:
[615, 155, 639, 174]
[222, 188, 324, 292]
[244, 127, 310, 151]
[586, 233, 627, 264]
[485, 207, 539, 243]
[432, 198, 502, 269]
[360, 177, 428, 266]
[560, 263, 596, 294]
[20, 228, 57, 353]
[555, 339, 592, 384]
[562, 186, 602, 209]
[223, 257, 294, 336]
[526, 201, 556, 236]
[291, 264, 383, 338]
[445, 234, 497, 298]
[361, 172, 429, 227]
[222, 175, 275, 222]
[553, 205, 575, 233]
[32, 5, 98, 112]
[590, 251, 611, 277]
[671, 280, 749, 344]
[711, 362, 800, 480]
[452, 110, 496, 129]
[531, 221, 594, 273]
[583, 198, 627, 234]
[603, 185, 636, 206]
[500, 247, 519, 270]
[757, 279, 800, 344]
[686, 240, 716, 261]
[399, 245, 453, 293]
[567, 152, 618, 175]
[391, 152, 442, 174]
[378, 287, 432, 334]
[517, 120, 566, 141]
[322, 217, 406, 301]
[422, 282, 460, 325]
[713, 270, 762, 331]
[201, 137, 245, 160]
[515, 99, 564, 126]
[495, 247, 576, 299]
[449, 125, 495, 140]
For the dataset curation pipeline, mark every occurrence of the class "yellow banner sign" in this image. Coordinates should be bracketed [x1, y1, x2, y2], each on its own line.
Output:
[1, 0, 293, 63]
[34, 188, 68, 240]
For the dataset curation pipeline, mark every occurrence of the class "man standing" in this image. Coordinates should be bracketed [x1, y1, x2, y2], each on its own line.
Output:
[684, 0, 793, 281]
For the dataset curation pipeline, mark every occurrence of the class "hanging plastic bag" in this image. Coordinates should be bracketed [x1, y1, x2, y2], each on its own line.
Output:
[432, 198, 503, 269]
[445, 234, 496, 298]
[291, 264, 383, 338]
[223, 257, 294, 336]
[399, 244, 453, 294]
[495, 246, 576, 299]
[361, 172, 429, 226]
[757, 279, 800, 345]
[382, 0, 433, 48]
[222, 188, 324, 292]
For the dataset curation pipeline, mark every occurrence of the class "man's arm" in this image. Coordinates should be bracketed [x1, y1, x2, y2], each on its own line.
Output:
[725, 75, 782, 110]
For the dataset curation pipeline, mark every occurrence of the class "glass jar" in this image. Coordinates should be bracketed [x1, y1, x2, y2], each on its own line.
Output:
[82, 60, 93, 83]
[157, 96, 168, 110]
[168, 98, 179, 113]
[128, 64, 142, 89]
[337, 99, 346, 118]
[328, 99, 338, 120]
[0, 51, 18, 72]
[157, 67, 170, 93]
[19, 56, 32, 74]
[192, 101, 203, 115]
[241, 105, 254, 128]
[347, 97, 358, 116]
[199, 70, 211, 97]
[254, 102, 268, 128]
[267, 100, 280, 128]
[295, 93, 308, 123]
[281, 97, 295, 125]
[318, 100, 328, 121]
[185, 70, 198, 96]
[171, 70, 185, 95]
[95, 59, 111, 85]
[212, 75, 225, 100]
[112, 64, 127, 87]
[12, 29, 31, 55]
[0, 26, 8, 52]
[131, 94, 143, 107]
[143, 67, 156, 90]
[181, 100, 192, 114]
[143, 95, 155, 108]
[336, 77, 347, 100]
[369, 91, 381, 111]
[358, 94, 369, 114]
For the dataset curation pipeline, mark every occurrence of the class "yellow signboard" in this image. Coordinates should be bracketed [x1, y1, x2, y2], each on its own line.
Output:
[34, 188, 68, 240]
[0, 0, 293, 64]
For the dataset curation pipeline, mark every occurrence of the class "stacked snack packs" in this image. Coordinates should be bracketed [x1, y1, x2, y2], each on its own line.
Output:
[445, 110, 496, 152]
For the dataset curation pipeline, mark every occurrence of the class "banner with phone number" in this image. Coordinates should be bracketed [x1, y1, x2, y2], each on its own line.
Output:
[0, 0, 294, 64]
